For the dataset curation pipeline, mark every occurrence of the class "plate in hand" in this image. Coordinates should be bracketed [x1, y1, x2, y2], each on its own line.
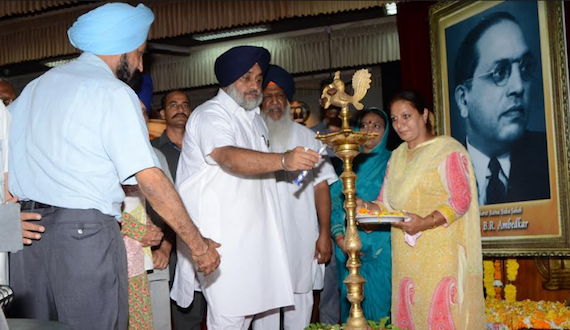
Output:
[355, 214, 407, 224]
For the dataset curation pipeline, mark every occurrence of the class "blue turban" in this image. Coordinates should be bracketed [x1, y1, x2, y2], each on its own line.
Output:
[214, 46, 271, 87]
[262, 65, 295, 101]
[136, 74, 153, 114]
[68, 3, 154, 55]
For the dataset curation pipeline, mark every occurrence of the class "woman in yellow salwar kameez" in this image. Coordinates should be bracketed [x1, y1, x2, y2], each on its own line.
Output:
[359, 90, 485, 330]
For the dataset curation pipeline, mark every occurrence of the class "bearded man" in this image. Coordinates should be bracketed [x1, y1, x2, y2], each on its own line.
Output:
[252, 65, 338, 330]
[7, 3, 219, 330]
[171, 46, 321, 330]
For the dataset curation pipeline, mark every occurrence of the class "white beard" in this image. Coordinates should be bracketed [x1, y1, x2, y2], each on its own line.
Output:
[226, 84, 262, 111]
[262, 103, 294, 153]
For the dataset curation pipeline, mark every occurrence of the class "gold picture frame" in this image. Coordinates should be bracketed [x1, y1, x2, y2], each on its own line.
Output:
[430, 1, 569, 256]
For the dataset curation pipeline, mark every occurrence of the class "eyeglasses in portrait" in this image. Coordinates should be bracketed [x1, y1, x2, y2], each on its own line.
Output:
[429, 1, 570, 256]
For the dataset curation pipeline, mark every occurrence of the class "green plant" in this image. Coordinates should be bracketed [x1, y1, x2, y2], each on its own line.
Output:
[305, 317, 401, 330]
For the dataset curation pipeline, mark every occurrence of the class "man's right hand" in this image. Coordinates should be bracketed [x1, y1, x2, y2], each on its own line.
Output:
[283, 146, 321, 171]
[21, 212, 44, 245]
[8, 195, 45, 245]
[191, 238, 221, 276]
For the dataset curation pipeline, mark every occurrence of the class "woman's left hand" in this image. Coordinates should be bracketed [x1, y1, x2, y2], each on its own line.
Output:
[391, 212, 430, 236]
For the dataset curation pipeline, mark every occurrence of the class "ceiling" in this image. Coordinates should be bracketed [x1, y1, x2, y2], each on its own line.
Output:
[0, 1, 393, 79]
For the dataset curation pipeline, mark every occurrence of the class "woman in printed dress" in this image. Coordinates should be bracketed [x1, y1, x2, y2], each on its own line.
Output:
[121, 185, 163, 330]
[358, 90, 485, 330]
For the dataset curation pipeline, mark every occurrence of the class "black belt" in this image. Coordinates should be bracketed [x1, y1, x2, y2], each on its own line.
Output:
[19, 200, 55, 211]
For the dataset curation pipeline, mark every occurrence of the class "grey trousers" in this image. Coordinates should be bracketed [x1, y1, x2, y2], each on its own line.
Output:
[148, 267, 172, 330]
[8, 207, 128, 330]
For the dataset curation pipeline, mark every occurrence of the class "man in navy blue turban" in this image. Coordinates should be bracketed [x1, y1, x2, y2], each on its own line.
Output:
[262, 64, 296, 101]
[256, 64, 337, 329]
[171, 47, 323, 329]
[7, 3, 220, 330]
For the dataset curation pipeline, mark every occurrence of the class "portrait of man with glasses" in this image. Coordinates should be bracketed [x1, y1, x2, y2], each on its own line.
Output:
[450, 6, 550, 206]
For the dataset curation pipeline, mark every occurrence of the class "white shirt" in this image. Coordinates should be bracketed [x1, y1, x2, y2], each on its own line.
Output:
[271, 123, 337, 293]
[171, 89, 294, 316]
[466, 139, 510, 205]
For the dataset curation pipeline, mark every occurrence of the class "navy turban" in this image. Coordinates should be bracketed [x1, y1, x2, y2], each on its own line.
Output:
[214, 46, 271, 87]
[136, 74, 153, 114]
[68, 3, 154, 55]
[263, 65, 295, 101]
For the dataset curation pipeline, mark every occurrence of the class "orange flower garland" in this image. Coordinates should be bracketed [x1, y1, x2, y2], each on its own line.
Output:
[486, 299, 570, 329]
[493, 260, 504, 299]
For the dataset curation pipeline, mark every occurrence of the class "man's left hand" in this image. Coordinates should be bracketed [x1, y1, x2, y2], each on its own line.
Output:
[314, 233, 332, 264]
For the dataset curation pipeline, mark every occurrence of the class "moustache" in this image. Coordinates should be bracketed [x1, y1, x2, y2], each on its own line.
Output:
[245, 90, 260, 97]
[268, 105, 283, 112]
[173, 113, 189, 119]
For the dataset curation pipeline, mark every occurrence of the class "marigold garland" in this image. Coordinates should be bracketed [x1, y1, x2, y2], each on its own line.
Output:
[481, 259, 569, 329]
[483, 260, 496, 299]
[486, 299, 570, 330]
[494, 260, 502, 279]
[493, 260, 503, 299]
[506, 259, 519, 282]
[504, 284, 516, 303]
[505, 259, 519, 303]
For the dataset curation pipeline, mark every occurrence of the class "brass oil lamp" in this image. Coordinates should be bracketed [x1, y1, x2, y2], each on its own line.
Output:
[317, 69, 376, 329]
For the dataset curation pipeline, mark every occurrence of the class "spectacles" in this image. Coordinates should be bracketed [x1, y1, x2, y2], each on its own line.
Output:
[167, 103, 190, 110]
[464, 56, 537, 87]
[0, 98, 13, 107]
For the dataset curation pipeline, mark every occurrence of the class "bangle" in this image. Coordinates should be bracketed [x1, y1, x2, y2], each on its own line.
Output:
[192, 238, 210, 257]
[335, 235, 345, 245]
[429, 214, 437, 229]
[281, 151, 291, 171]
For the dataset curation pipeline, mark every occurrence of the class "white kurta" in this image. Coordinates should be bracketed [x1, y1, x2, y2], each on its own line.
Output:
[171, 89, 294, 317]
[271, 123, 338, 293]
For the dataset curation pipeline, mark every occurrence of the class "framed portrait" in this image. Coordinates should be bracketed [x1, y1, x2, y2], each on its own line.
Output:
[429, 1, 570, 256]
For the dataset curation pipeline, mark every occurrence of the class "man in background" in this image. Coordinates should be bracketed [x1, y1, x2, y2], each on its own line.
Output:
[151, 89, 207, 329]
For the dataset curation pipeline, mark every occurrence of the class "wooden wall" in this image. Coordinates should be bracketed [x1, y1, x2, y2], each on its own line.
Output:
[514, 259, 569, 303]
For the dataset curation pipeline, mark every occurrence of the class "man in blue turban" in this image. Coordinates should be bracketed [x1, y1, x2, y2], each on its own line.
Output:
[255, 64, 338, 329]
[171, 47, 322, 329]
[7, 3, 220, 330]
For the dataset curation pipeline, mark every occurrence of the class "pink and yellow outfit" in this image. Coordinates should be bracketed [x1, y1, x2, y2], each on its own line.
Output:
[122, 190, 154, 330]
[376, 136, 485, 330]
